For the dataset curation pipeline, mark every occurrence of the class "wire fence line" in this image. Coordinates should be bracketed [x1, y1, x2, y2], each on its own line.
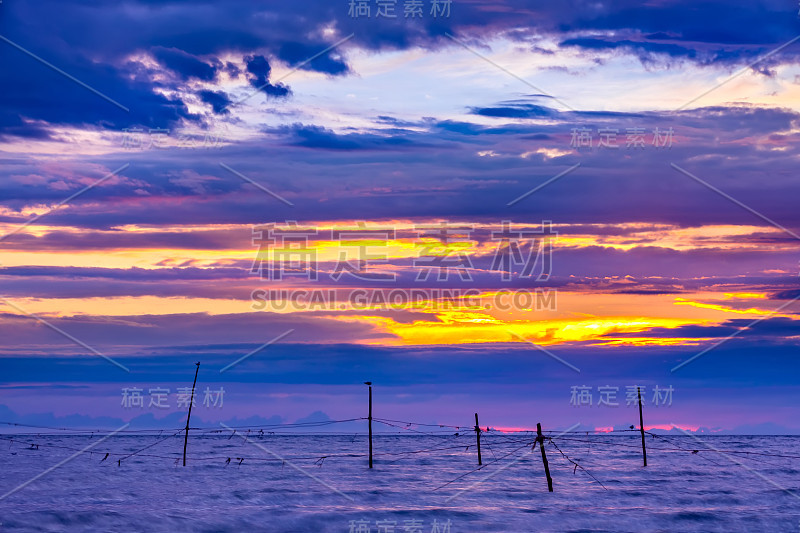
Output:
[3, 417, 794, 496]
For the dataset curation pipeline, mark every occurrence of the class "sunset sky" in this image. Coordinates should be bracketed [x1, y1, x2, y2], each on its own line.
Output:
[1, 0, 799, 434]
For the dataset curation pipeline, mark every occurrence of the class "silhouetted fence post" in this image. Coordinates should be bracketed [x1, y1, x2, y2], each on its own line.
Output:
[474, 413, 482, 466]
[182, 362, 200, 467]
[536, 422, 553, 492]
[638, 386, 647, 467]
[365, 381, 373, 469]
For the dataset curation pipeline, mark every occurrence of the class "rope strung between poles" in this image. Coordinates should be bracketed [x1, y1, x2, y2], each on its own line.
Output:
[433, 439, 537, 491]
[0, 419, 653, 437]
[0, 421, 185, 434]
[117, 430, 184, 464]
[0, 431, 539, 466]
[546, 437, 607, 490]
[6, 417, 794, 476]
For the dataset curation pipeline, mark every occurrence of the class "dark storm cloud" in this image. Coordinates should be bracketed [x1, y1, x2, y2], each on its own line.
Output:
[1, 0, 797, 139]
[281, 124, 422, 150]
[0, 43, 202, 136]
[150, 46, 220, 81]
[471, 104, 556, 118]
[277, 42, 349, 75]
[198, 90, 233, 114]
[244, 55, 291, 98]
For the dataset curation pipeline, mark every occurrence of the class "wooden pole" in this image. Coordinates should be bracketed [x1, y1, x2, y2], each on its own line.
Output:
[536, 422, 553, 492]
[474, 413, 482, 466]
[638, 386, 647, 467]
[366, 382, 373, 469]
[182, 362, 200, 467]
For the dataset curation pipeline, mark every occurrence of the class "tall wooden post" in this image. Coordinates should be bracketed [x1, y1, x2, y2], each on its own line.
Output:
[182, 362, 200, 467]
[536, 422, 553, 492]
[638, 386, 647, 467]
[365, 382, 373, 469]
[474, 413, 482, 466]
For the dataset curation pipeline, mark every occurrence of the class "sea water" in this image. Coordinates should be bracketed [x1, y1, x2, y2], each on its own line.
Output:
[1, 433, 798, 532]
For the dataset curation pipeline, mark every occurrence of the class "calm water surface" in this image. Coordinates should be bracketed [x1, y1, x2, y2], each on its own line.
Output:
[1, 433, 798, 532]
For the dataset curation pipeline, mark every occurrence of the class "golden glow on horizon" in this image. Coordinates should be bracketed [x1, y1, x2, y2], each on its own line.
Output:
[0, 220, 795, 272]
[674, 297, 785, 316]
[329, 312, 704, 347]
[593, 337, 708, 347]
[1, 218, 798, 349]
[2, 289, 795, 350]
[0, 296, 250, 317]
[1, 220, 794, 274]
[723, 292, 768, 299]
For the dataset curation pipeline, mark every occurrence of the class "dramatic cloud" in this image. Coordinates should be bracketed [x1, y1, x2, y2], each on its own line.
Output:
[2, 0, 800, 431]
[244, 55, 291, 98]
[151, 46, 220, 81]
